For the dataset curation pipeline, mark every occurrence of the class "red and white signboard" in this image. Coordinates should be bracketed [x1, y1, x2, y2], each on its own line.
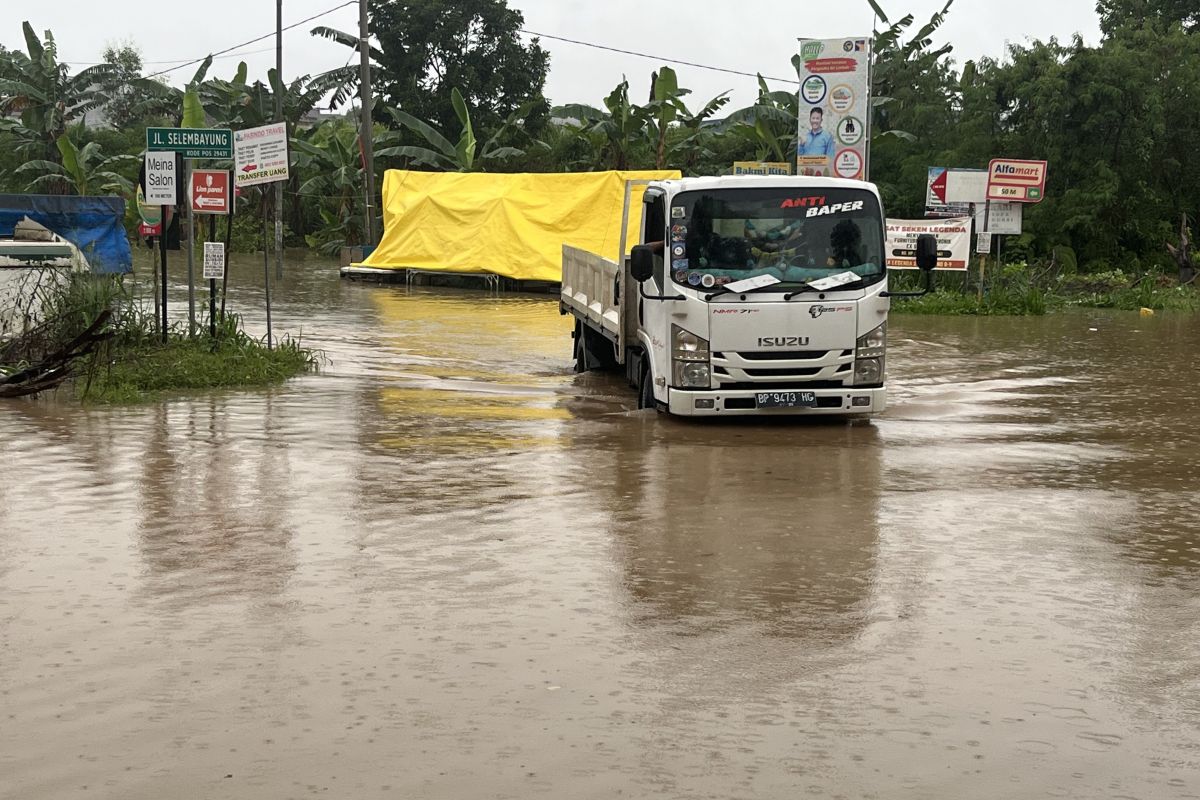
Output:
[138, 222, 161, 237]
[190, 169, 231, 215]
[986, 159, 1047, 203]
[886, 217, 971, 271]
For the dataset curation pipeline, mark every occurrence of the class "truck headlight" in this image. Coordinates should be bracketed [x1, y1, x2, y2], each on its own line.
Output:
[853, 357, 883, 385]
[672, 325, 711, 388]
[856, 322, 886, 359]
[674, 361, 711, 388]
[672, 325, 709, 361]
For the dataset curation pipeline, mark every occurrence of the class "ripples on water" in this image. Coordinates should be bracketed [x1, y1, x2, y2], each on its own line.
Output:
[2, 255, 1199, 799]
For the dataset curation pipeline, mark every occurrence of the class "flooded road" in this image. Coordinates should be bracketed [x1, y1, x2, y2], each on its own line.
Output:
[3, 253, 1200, 799]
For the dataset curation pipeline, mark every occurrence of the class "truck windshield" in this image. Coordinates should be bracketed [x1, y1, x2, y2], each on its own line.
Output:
[667, 187, 885, 290]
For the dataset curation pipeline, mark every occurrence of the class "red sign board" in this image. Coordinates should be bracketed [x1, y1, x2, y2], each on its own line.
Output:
[138, 222, 162, 237]
[986, 158, 1048, 203]
[189, 169, 231, 215]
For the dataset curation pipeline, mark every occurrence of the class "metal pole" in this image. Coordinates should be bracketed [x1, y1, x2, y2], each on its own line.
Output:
[220, 171, 232, 320]
[208, 215, 217, 339]
[185, 161, 195, 335]
[262, 190, 274, 350]
[275, 0, 284, 281]
[359, 0, 376, 246]
[159, 209, 168, 343]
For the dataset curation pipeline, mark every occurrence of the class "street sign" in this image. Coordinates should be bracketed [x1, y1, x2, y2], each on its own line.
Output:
[190, 169, 231, 215]
[978, 202, 1022, 235]
[203, 242, 225, 280]
[926, 167, 985, 217]
[987, 158, 1048, 203]
[976, 233, 992, 254]
[146, 127, 233, 159]
[144, 151, 178, 204]
[138, 222, 162, 238]
[136, 186, 162, 225]
[234, 122, 290, 187]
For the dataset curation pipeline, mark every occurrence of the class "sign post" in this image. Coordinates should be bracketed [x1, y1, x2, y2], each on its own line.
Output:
[235, 122, 290, 349]
[203, 238, 225, 340]
[795, 37, 872, 180]
[144, 151, 179, 343]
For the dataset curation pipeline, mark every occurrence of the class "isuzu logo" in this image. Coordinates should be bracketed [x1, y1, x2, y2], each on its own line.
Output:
[757, 336, 810, 347]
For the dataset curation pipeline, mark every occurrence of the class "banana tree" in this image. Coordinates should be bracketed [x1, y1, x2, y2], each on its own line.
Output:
[644, 66, 729, 170]
[378, 87, 525, 171]
[723, 75, 799, 163]
[16, 132, 137, 195]
[587, 78, 650, 170]
[0, 23, 116, 162]
[291, 120, 381, 253]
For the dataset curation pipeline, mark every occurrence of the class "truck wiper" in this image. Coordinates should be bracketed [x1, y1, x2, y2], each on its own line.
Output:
[704, 284, 779, 301]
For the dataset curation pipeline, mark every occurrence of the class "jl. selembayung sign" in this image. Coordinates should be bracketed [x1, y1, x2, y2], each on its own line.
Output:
[234, 123, 290, 188]
[795, 36, 871, 180]
[886, 217, 971, 271]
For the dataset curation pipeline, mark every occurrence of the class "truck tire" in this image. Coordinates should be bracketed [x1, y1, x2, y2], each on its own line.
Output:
[638, 366, 656, 410]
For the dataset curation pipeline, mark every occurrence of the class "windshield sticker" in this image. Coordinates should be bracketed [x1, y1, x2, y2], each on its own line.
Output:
[806, 200, 865, 218]
[807, 271, 860, 290]
[701, 274, 716, 288]
[671, 224, 687, 241]
[779, 195, 826, 209]
[724, 274, 782, 293]
[673, 269, 689, 282]
[672, 259, 689, 270]
[671, 206, 686, 219]
[670, 243, 686, 258]
[687, 272, 703, 286]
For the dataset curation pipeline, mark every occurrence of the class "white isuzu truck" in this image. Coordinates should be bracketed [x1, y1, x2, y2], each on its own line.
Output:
[560, 175, 937, 417]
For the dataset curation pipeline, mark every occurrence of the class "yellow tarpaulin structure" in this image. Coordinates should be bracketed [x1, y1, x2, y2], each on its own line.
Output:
[359, 169, 681, 282]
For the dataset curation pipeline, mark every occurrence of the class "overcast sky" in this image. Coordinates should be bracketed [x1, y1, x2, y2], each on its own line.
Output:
[16, 0, 1102, 112]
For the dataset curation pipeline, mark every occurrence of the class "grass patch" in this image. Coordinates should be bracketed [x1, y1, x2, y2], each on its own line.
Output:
[76, 330, 317, 404]
[2, 271, 318, 403]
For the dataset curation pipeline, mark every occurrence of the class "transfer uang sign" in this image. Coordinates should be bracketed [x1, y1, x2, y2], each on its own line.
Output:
[886, 217, 971, 271]
[986, 159, 1047, 203]
[234, 123, 290, 188]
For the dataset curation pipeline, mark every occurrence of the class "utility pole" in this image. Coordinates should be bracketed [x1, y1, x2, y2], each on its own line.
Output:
[360, 0, 376, 246]
[274, 0, 284, 280]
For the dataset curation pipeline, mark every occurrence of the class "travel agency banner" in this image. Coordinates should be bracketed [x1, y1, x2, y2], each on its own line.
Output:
[795, 36, 872, 180]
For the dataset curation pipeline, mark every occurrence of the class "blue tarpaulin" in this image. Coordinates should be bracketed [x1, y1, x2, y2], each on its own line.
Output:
[0, 194, 132, 274]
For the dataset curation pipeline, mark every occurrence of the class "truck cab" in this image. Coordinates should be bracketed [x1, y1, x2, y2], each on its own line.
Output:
[561, 175, 935, 417]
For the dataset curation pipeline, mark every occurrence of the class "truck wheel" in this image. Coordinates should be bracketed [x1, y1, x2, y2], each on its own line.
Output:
[638, 367, 655, 410]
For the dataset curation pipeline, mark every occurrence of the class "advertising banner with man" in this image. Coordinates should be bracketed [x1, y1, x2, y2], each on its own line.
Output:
[795, 37, 871, 180]
[886, 217, 971, 270]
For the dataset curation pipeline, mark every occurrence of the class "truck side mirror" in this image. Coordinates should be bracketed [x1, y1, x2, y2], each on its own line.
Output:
[630, 244, 655, 283]
[915, 233, 938, 272]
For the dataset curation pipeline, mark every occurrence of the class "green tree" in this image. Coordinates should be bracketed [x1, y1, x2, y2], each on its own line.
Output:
[378, 86, 526, 171]
[0, 22, 115, 162]
[15, 130, 137, 195]
[316, 0, 549, 134]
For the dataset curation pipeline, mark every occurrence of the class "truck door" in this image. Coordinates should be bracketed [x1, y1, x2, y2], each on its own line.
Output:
[640, 192, 670, 402]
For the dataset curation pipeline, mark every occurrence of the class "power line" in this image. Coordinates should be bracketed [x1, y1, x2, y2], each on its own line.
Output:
[143, 1, 356, 81]
[65, 47, 277, 68]
[519, 28, 801, 86]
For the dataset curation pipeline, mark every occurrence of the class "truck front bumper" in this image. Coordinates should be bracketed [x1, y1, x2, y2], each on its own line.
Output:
[666, 387, 886, 417]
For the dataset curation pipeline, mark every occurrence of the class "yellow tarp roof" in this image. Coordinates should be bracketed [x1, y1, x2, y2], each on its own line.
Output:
[360, 169, 681, 282]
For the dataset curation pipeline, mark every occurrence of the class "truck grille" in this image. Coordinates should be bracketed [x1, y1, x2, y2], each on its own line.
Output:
[711, 348, 855, 387]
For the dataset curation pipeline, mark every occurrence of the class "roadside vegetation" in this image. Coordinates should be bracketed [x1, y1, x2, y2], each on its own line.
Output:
[0, 271, 317, 402]
[0, 0, 1198, 309]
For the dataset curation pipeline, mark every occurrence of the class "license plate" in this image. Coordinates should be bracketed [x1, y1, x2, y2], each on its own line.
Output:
[755, 391, 817, 408]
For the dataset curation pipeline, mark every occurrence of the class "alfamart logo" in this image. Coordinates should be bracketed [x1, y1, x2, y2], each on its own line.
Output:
[801, 41, 824, 60]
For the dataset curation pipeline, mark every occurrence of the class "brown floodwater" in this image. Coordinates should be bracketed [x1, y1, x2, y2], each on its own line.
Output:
[2, 252, 1199, 799]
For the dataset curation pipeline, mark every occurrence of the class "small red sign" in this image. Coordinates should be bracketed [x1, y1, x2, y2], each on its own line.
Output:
[138, 222, 162, 237]
[190, 169, 231, 215]
[805, 58, 859, 74]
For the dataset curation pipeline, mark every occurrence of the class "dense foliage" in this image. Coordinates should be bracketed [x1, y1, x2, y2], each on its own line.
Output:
[0, 0, 1197, 276]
